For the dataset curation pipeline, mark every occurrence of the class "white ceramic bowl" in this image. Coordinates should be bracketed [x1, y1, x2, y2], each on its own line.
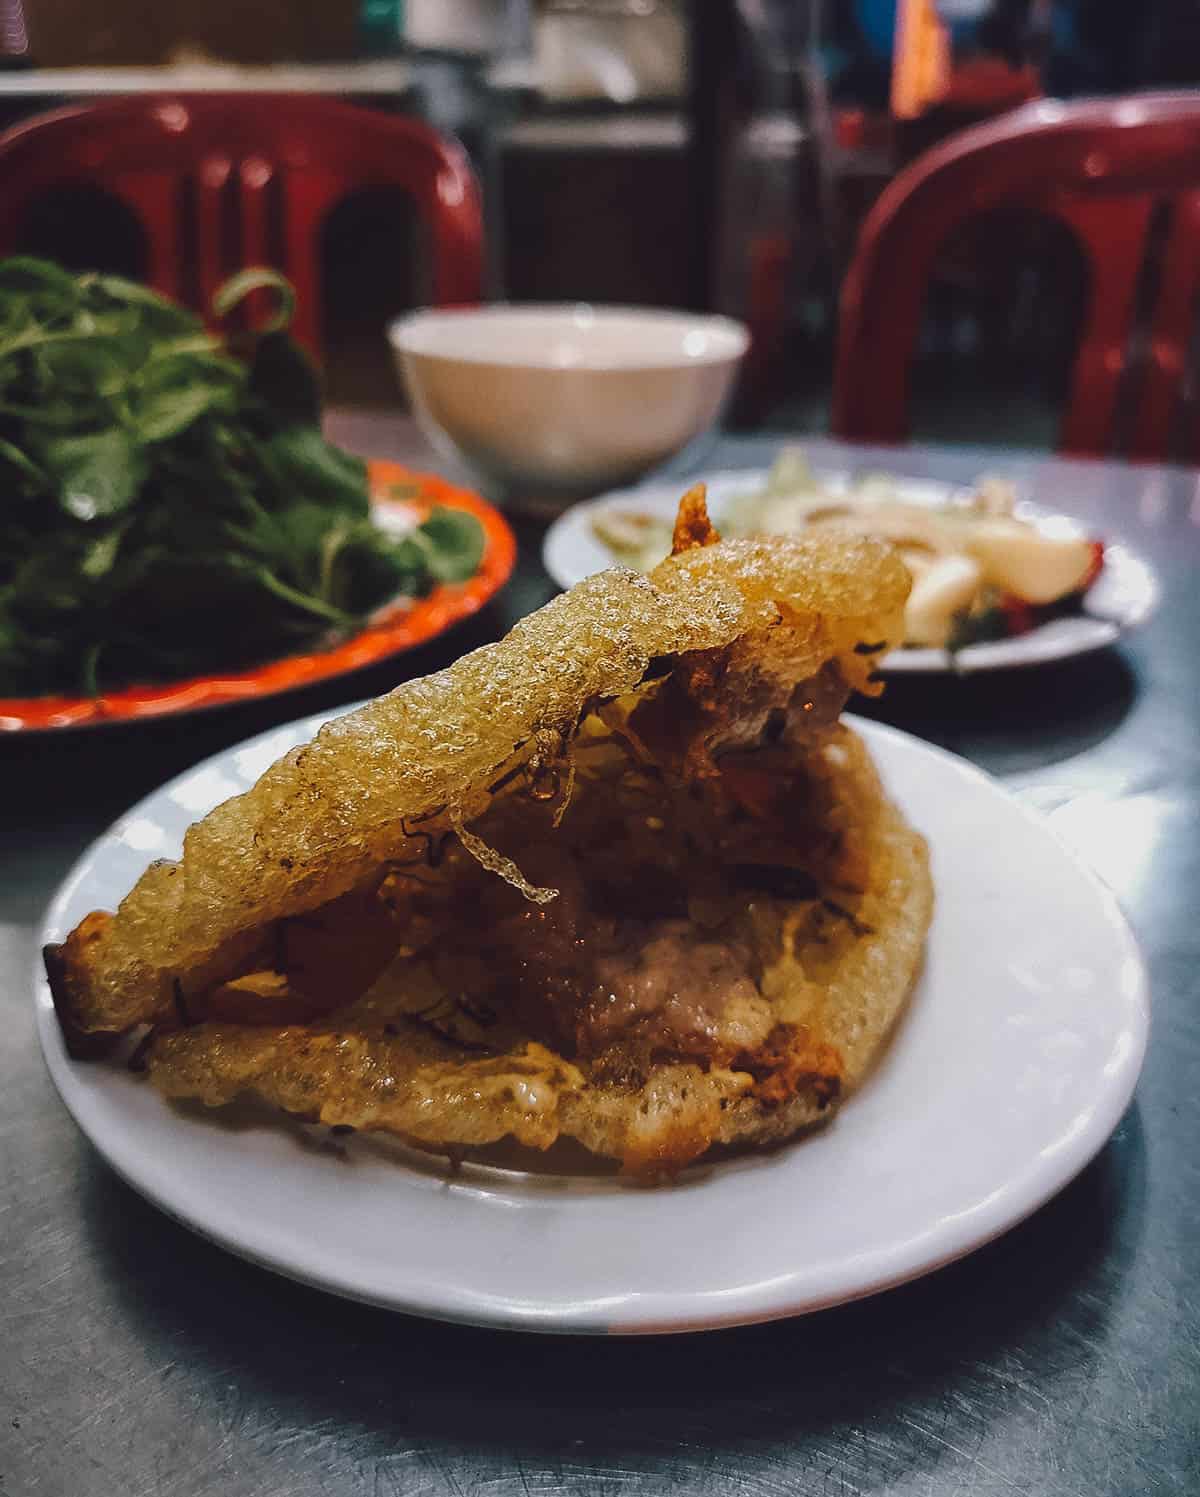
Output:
[388, 304, 749, 499]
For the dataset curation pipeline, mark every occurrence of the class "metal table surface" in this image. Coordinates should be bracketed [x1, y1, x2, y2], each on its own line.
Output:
[2, 420, 1197, 1497]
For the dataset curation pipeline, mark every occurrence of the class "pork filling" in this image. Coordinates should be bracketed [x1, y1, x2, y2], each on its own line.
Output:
[195, 658, 865, 1073]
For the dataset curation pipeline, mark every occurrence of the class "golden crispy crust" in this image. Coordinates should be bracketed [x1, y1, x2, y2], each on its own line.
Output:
[44, 914, 120, 1059]
[670, 481, 722, 553]
[47, 522, 908, 1041]
[143, 726, 930, 1174]
[45, 494, 929, 1175]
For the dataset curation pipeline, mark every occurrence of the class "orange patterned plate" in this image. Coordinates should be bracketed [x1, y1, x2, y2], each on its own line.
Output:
[0, 461, 516, 732]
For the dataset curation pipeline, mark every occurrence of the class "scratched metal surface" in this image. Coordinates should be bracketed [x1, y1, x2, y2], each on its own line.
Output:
[3, 422, 1198, 1497]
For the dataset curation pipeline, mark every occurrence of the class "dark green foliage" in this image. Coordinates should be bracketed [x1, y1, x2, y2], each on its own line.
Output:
[0, 259, 484, 695]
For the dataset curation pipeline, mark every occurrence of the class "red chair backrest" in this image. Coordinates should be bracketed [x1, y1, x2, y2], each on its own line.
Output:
[833, 93, 1200, 462]
[0, 94, 484, 355]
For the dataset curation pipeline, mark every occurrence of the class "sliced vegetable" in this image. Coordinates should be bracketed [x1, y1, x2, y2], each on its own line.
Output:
[905, 554, 983, 648]
[962, 519, 1095, 606]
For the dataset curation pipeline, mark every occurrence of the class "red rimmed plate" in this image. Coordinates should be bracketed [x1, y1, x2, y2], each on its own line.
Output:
[0, 461, 516, 732]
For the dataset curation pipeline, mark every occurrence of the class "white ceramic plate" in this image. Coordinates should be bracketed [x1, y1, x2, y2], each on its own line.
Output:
[542, 469, 1160, 673]
[36, 712, 1148, 1335]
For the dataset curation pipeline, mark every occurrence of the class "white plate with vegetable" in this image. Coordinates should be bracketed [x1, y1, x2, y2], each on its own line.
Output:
[542, 456, 1159, 673]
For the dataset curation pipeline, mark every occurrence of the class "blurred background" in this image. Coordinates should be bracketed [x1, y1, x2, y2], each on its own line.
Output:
[3, 0, 1199, 449]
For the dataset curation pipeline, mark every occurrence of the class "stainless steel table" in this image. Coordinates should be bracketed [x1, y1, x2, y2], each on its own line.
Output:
[3, 421, 1197, 1497]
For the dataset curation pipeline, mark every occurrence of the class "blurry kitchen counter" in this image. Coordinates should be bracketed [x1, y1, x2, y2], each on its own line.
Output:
[0, 61, 413, 96]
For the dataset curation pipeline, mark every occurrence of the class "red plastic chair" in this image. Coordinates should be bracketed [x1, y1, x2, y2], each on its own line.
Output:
[833, 94, 1200, 461]
[0, 94, 484, 355]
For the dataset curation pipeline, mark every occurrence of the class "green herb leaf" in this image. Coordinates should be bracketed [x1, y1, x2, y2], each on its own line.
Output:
[0, 255, 486, 697]
[41, 429, 149, 520]
[323, 522, 430, 614]
[90, 274, 203, 334]
[257, 426, 370, 513]
[0, 256, 81, 300]
[80, 527, 125, 580]
[248, 330, 322, 427]
[0, 435, 45, 486]
[411, 507, 487, 582]
[134, 381, 231, 443]
[212, 268, 296, 334]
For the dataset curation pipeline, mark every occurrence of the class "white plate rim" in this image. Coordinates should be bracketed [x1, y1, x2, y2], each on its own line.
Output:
[34, 711, 1149, 1335]
[541, 468, 1161, 674]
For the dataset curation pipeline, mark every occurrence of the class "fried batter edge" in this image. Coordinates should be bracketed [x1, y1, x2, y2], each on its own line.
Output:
[49, 515, 909, 1043]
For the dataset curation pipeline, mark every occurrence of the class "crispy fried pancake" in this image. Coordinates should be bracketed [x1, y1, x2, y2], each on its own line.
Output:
[47, 489, 931, 1175]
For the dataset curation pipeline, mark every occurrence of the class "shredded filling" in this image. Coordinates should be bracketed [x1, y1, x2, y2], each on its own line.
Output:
[181, 655, 868, 1090]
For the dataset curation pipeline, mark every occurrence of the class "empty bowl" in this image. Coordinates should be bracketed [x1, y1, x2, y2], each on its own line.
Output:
[388, 304, 749, 503]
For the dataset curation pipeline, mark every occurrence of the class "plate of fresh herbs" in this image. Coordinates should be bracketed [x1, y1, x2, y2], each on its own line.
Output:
[0, 258, 514, 730]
